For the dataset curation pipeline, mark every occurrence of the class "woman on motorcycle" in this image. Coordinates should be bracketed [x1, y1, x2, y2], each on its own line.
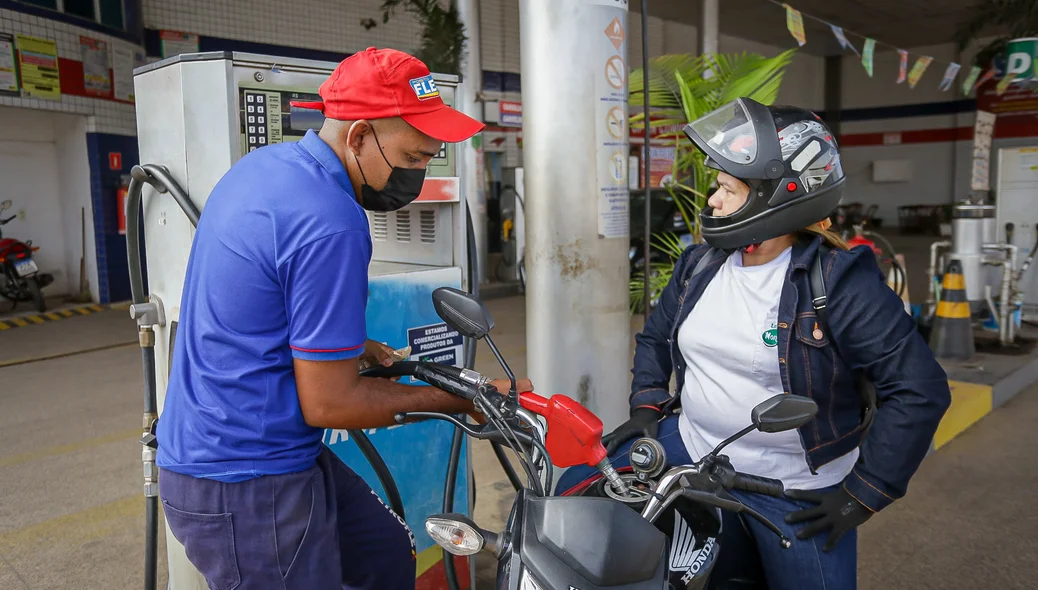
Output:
[556, 98, 951, 590]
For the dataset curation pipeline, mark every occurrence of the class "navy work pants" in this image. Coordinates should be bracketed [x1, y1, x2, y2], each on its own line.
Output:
[159, 446, 416, 590]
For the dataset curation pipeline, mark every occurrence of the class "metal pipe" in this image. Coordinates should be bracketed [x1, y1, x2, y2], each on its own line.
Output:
[984, 243, 1019, 345]
[928, 241, 952, 316]
[641, 0, 651, 324]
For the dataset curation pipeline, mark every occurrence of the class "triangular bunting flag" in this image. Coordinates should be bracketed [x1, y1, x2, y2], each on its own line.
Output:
[939, 63, 961, 92]
[784, 4, 807, 46]
[908, 56, 933, 89]
[974, 69, 997, 93]
[862, 39, 876, 78]
[962, 66, 982, 95]
[897, 50, 908, 83]
[997, 72, 1017, 95]
[831, 25, 859, 55]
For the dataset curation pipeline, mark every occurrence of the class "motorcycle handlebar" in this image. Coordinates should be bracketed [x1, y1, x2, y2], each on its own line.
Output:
[360, 361, 481, 401]
[730, 472, 785, 498]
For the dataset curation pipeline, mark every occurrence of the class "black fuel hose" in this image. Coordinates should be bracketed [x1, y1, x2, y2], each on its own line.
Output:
[125, 167, 188, 590]
[350, 430, 405, 519]
[442, 207, 481, 590]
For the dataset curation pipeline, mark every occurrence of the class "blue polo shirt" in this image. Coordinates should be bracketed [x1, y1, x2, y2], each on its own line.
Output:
[156, 130, 371, 482]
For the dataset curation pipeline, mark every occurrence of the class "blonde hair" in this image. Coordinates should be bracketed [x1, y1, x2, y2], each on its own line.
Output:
[798, 226, 850, 250]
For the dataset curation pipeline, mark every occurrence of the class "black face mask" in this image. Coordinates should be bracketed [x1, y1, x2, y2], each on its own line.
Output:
[355, 127, 426, 212]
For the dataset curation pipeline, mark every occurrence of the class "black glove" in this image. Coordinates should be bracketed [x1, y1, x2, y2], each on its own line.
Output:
[601, 406, 662, 455]
[784, 486, 873, 552]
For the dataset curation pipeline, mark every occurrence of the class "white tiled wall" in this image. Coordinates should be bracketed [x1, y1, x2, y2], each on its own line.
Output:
[0, 8, 142, 136]
[142, 0, 424, 55]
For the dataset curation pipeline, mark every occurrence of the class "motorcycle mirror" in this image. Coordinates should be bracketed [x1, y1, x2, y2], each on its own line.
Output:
[432, 287, 495, 340]
[751, 394, 818, 433]
[0, 200, 11, 211]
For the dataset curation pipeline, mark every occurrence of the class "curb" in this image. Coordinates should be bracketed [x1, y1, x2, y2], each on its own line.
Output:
[0, 301, 131, 331]
[929, 353, 1038, 453]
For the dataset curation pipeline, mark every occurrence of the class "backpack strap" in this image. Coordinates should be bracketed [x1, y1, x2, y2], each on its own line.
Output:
[809, 244, 878, 437]
[689, 247, 727, 281]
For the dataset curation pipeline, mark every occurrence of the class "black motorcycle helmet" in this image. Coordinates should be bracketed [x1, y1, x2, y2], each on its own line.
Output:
[683, 98, 845, 251]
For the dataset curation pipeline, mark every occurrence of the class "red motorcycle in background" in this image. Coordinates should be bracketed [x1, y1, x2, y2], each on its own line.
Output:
[0, 200, 53, 313]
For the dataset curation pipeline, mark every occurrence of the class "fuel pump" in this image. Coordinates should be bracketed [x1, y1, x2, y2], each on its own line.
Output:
[129, 51, 477, 590]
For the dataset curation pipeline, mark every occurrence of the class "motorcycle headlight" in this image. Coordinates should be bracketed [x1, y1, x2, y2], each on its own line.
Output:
[425, 516, 485, 556]
[519, 567, 547, 590]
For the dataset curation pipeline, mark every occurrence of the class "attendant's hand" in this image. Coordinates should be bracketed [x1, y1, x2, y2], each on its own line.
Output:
[361, 340, 396, 368]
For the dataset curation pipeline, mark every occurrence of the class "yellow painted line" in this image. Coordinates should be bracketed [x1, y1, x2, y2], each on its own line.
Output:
[0, 341, 136, 369]
[416, 544, 444, 577]
[0, 427, 141, 468]
[10, 317, 28, 327]
[44, 312, 60, 320]
[933, 380, 993, 450]
[936, 300, 971, 319]
[88, 304, 103, 312]
[941, 274, 966, 290]
[26, 315, 44, 324]
[0, 322, 9, 330]
[59, 309, 74, 317]
[74, 307, 91, 316]
[0, 494, 140, 554]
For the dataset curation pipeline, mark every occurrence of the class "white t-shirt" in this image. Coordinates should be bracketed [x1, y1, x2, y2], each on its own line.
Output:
[676, 247, 858, 491]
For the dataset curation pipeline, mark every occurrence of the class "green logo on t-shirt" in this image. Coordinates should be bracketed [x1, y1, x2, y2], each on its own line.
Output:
[761, 323, 778, 347]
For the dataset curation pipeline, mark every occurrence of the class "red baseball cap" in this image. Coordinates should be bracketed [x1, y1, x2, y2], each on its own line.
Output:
[291, 47, 485, 143]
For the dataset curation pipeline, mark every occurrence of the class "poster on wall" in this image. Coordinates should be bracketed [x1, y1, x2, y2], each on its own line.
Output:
[80, 36, 111, 97]
[112, 43, 135, 101]
[16, 34, 60, 100]
[971, 110, 996, 192]
[160, 30, 199, 59]
[0, 32, 18, 96]
[641, 145, 676, 189]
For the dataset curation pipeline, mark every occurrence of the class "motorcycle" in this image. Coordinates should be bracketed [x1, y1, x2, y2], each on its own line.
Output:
[363, 287, 819, 590]
[0, 199, 53, 313]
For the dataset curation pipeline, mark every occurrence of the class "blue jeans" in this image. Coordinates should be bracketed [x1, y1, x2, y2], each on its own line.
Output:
[555, 415, 857, 590]
[159, 446, 416, 590]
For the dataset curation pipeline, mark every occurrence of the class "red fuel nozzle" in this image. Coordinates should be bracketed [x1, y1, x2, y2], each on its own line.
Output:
[518, 392, 608, 468]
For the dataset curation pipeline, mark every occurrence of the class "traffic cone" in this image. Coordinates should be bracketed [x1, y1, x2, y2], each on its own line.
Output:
[929, 259, 975, 360]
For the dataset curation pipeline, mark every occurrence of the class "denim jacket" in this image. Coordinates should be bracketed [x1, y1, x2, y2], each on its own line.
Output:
[629, 235, 951, 512]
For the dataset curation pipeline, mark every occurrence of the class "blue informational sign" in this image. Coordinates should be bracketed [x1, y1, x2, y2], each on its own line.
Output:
[322, 266, 469, 567]
[408, 322, 463, 366]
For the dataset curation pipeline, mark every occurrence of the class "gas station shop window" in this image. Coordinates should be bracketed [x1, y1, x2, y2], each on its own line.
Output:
[15, 0, 126, 31]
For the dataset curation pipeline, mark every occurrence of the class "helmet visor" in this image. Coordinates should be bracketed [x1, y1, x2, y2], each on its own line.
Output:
[688, 100, 759, 167]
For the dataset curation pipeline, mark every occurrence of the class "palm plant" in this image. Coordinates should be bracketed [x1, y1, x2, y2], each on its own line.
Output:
[954, 0, 1038, 68]
[381, 0, 467, 76]
[628, 49, 797, 313]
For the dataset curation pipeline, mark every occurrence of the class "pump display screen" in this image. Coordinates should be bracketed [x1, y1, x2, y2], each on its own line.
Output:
[238, 85, 324, 154]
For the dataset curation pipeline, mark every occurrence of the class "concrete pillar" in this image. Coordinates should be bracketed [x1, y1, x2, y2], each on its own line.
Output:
[457, 0, 488, 286]
[700, 0, 719, 57]
[824, 55, 843, 141]
[519, 0, 632, 431]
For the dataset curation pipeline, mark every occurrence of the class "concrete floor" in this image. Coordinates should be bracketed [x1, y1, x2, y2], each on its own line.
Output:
[1, 288, 1036, 589]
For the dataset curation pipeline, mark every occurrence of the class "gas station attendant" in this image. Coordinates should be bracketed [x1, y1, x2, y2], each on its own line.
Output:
[155, 47, 531, 590]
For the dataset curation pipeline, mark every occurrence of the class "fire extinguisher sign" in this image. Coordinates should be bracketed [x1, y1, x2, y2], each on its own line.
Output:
[117, 177, 130, 235]
[109, 152, 122, 170]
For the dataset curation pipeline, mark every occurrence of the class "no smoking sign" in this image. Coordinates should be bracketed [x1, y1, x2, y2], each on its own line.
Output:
[604, 55, 626, 90]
